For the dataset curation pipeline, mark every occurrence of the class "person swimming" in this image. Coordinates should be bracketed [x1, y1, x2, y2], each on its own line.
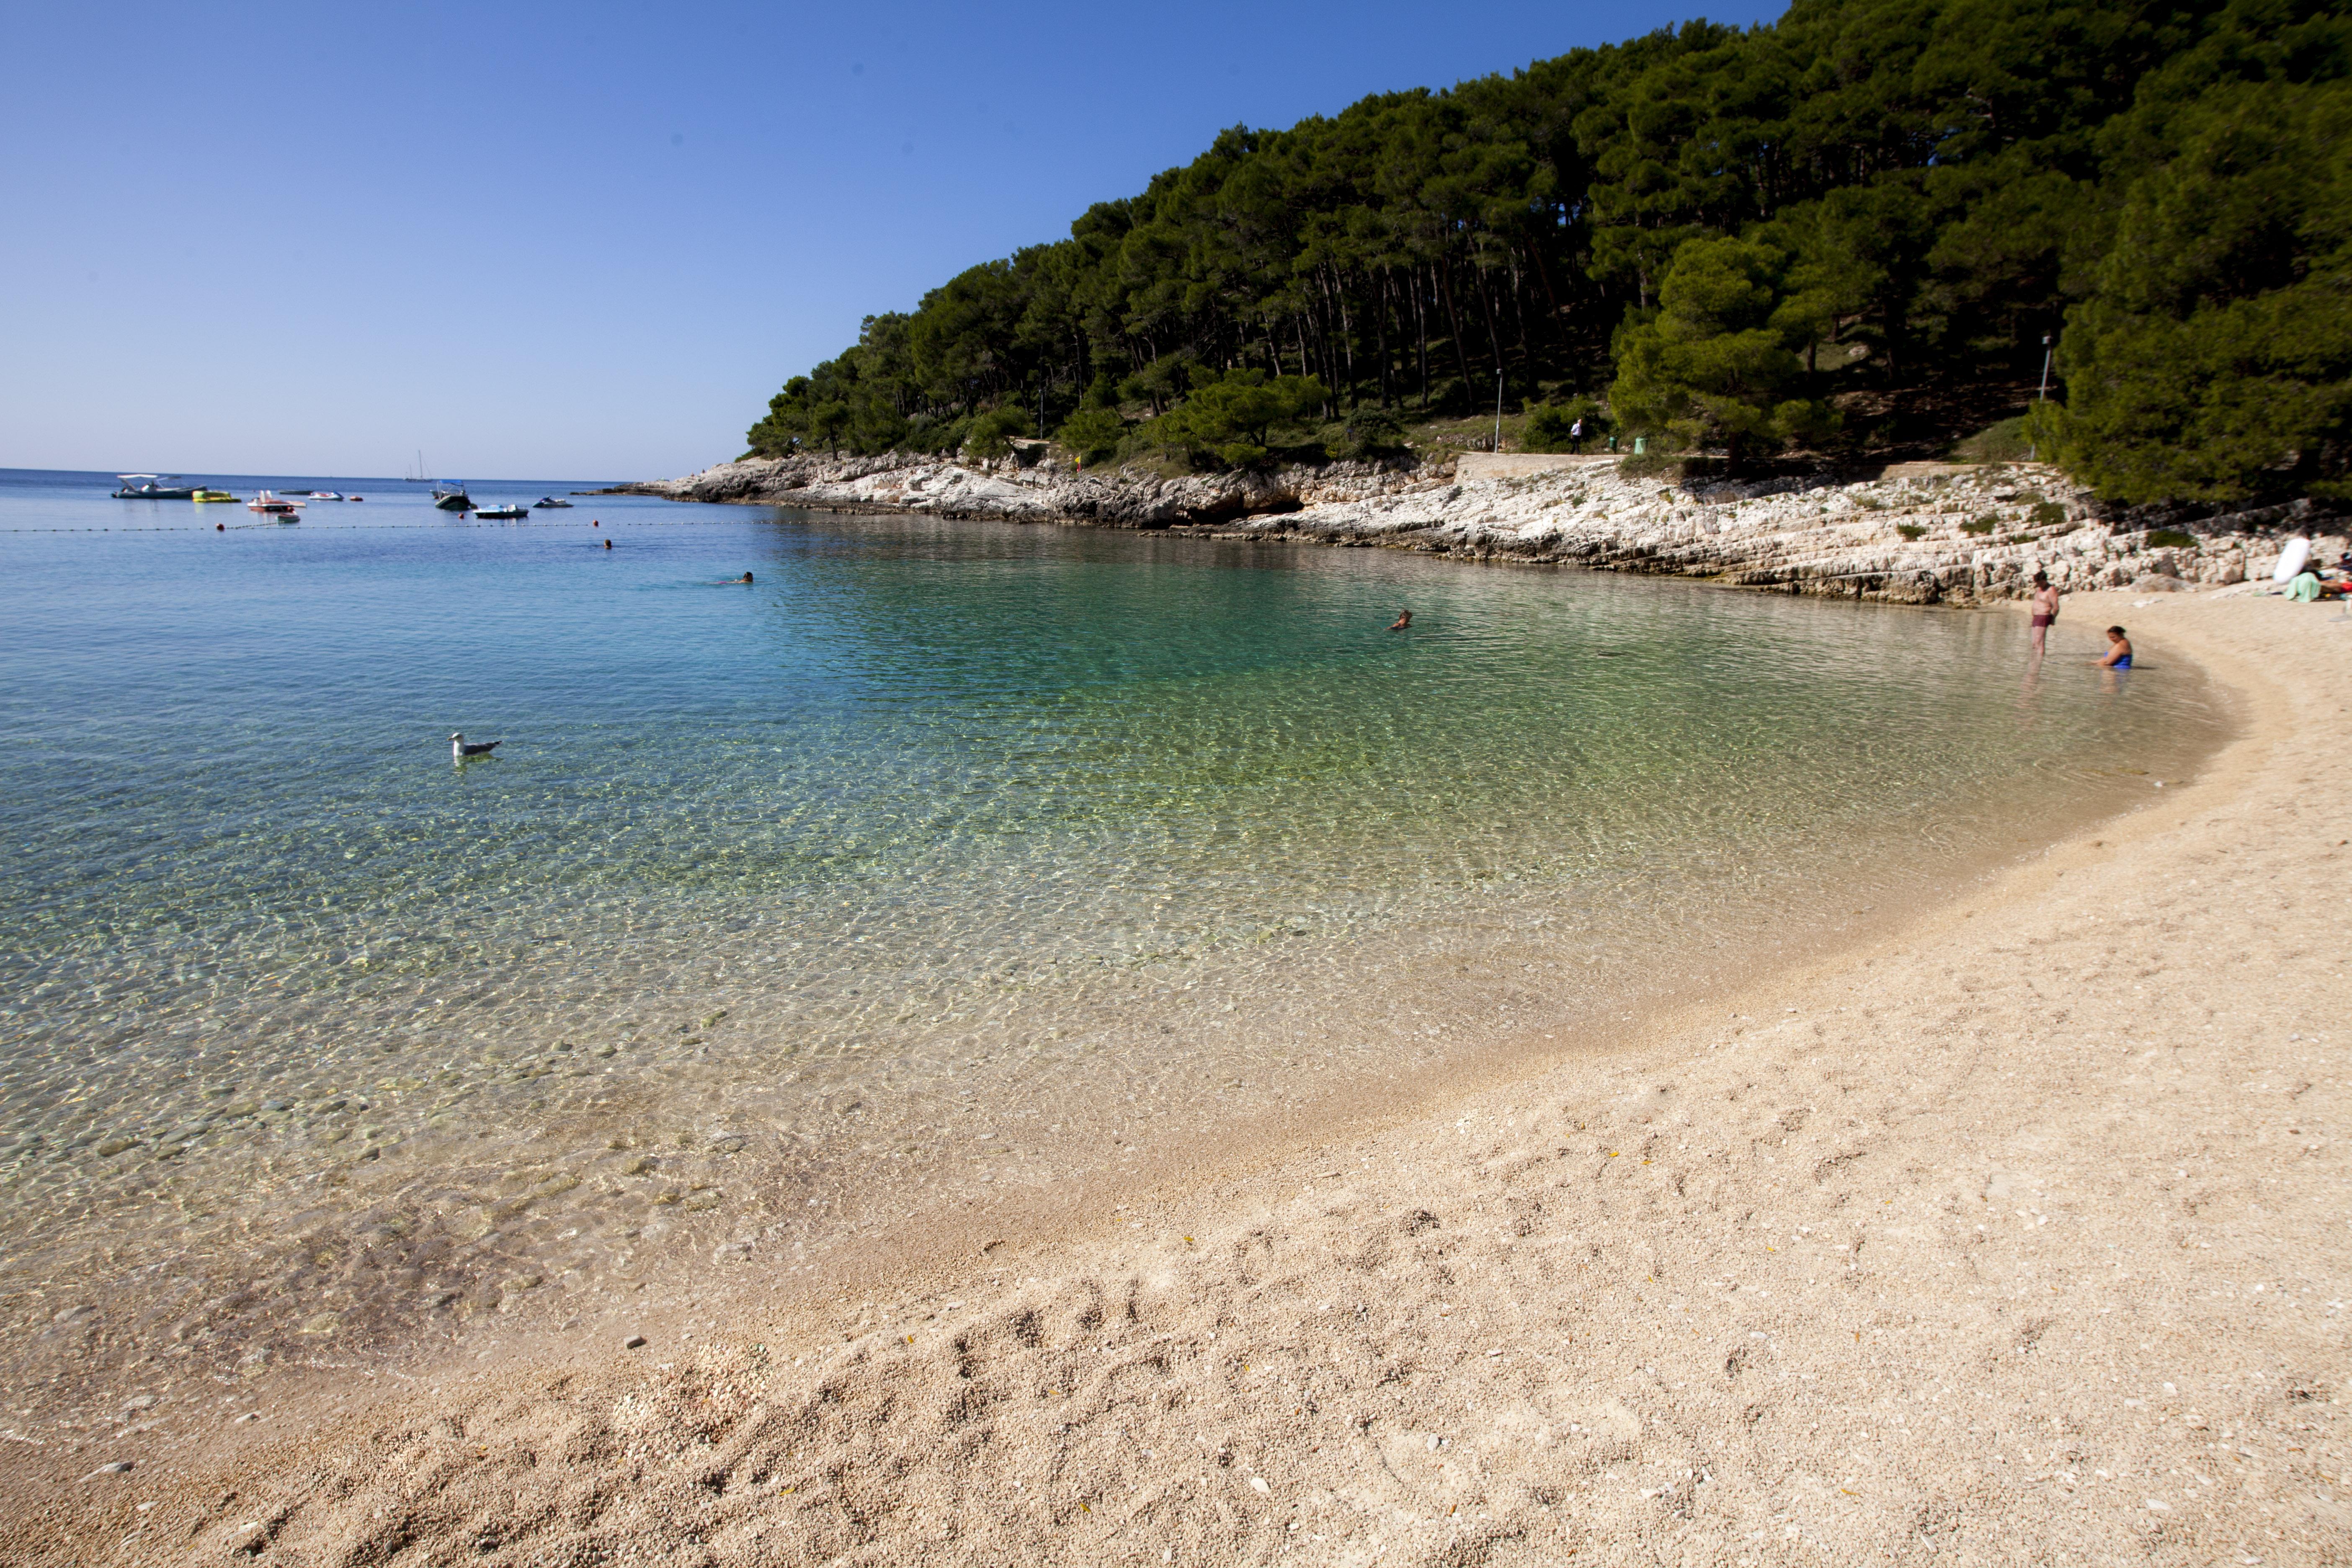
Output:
[2096, 625, 2133, 670]
[1389, 609, 1412, 631]
[730, 572, 753, 584]
[602, 538, 612, 549]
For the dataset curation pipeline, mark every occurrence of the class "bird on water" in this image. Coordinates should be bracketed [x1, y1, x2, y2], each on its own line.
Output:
[451, 732, 501, 758]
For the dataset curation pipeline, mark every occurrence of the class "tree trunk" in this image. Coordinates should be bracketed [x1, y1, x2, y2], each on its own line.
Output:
[1439, 255, 1478, 405]
[1413, 268, 1431, 411]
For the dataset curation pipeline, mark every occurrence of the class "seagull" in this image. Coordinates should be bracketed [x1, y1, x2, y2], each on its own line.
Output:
[450, 732, 501, 758]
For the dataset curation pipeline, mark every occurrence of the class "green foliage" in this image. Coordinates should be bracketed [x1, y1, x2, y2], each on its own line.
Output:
[1609, 237, 1836, 462]
[1339, 405, 1408, 462]
[2040, 76, 2352, 501]
[2145, 527, 2200, 549]
[741, 0, 2352, 504]
[1147, 371, 1326, 468]
[1522, 400, 1603, 453]
[963, 407, 1032, 461]
[1952, 417, 2033, 463]
[1897, 523, 1928, 539]
[1056, 407, 1127, 464]
[1961, 515, 1998, 535]
[2028, 500, 2070, 529]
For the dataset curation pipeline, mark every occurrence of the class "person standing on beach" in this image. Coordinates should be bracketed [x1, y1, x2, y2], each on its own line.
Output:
[2029, 571, 2060, 656]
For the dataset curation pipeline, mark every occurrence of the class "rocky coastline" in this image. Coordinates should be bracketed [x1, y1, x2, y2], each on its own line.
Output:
[617, 450, 2345, 606]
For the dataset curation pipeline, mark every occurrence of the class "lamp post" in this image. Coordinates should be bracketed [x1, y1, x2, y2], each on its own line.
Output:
[1493, 369, 1505, 453]
[2030, 333, 2053, 462]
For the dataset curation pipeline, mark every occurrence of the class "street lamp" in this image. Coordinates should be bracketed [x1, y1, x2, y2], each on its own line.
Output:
[1493, 369, 1505, 452]
[2027, 333, 2057, 461]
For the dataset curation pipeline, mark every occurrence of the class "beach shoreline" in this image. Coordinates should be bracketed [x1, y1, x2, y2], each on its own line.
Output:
[8, 586, 2346, 1564]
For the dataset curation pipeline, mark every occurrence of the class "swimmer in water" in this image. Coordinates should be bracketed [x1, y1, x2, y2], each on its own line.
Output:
[729, 572, 753, 584]
[1389, 609, 1412, 631]
[2095, 625, 2132, 670]
[602, 538, 612, 549]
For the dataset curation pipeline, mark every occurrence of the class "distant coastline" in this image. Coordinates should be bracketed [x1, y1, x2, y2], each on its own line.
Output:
[621, 450, 2346, 606]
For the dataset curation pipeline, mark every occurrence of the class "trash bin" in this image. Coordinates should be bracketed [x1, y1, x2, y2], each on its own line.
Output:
[1633, 436, 1647, 455]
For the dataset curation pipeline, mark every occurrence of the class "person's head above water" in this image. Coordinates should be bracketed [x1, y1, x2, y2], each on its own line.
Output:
[738, 572, 753, 584]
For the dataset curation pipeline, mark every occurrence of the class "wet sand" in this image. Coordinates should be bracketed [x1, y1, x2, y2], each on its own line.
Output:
[6, 587, 2347, 1566]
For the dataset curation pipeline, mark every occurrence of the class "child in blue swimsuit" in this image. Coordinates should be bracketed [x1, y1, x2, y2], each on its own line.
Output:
[2096, 625, 2133, 670]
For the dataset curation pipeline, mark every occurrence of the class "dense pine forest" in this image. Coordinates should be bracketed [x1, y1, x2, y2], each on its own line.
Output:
[746, 0, 2347, 503]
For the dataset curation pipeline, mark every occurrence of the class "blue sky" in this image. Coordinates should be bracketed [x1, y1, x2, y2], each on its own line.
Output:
[3, 0, 1779, 480]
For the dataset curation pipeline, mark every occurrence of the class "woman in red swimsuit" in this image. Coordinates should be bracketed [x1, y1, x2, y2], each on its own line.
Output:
[2028, 570, 2060, 656]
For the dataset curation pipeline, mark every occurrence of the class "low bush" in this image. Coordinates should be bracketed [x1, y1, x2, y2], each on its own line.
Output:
[963, 406, 1033, 461]
[1055, 407, 1127, 465]
[1952, 416, 2034, 464]
[1338, 406, 1408, 462]
[2144, 527, 2199, 549]
[1897, 523, 1928, 540]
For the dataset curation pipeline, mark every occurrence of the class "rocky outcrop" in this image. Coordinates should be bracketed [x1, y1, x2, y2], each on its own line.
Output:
[619, 452, 2345, 605]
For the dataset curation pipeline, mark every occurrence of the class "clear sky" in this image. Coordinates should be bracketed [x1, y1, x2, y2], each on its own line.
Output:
[3, 0, 1779, 480]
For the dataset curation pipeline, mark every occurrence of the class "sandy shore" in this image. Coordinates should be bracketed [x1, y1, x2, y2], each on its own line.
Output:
[8, 588, 2347, 1566]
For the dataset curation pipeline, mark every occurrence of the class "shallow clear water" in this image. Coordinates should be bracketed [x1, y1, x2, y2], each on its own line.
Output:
[0, 467, 2229, 1382]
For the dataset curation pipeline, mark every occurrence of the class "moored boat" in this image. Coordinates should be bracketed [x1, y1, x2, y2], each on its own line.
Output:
[475, 504, 529, 520]
[113, 474, 199, 499]
[431, 482, 473, 512]
[191, 489, 237, 503]
[532, 496, 573, 508]
[247, 490, 304, 516]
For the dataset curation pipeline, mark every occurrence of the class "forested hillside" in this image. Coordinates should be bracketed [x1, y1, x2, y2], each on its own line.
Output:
[746, 0, 2347, 503]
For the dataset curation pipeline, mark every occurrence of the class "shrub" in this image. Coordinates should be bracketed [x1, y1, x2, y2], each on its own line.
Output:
[1339, 406, 1408, 461]
[1523, 400, 1602, 453]
[1056, 407, 1127, 465]
[1952, 416, 2034, 463]
[2144, 527, 2200, 549]
[1897, 523, 1928, 540]
[1149, 370, 1326, 468]
[1960, 515, 1998, 535]
[963, 406, 1032, 461]
[2028, 500, 2069, 529]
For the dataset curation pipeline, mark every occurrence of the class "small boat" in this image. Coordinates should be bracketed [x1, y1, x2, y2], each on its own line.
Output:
[348, 495, 365, 502]
[475, 504, 529, 520]
[191, 489, 237, 503]
[248, 490, 304, 516]
[113, 474, 199, 499]
[531, 496, 573, 509]
[431, 481, 473, 512]
[308, 491, 343, 501]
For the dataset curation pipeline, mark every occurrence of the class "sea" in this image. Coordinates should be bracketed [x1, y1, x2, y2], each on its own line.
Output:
[0, 465, 2232, 1394]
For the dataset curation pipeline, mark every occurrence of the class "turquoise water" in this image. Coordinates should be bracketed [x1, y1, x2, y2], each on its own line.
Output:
[0, 467, 2228, 1377]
